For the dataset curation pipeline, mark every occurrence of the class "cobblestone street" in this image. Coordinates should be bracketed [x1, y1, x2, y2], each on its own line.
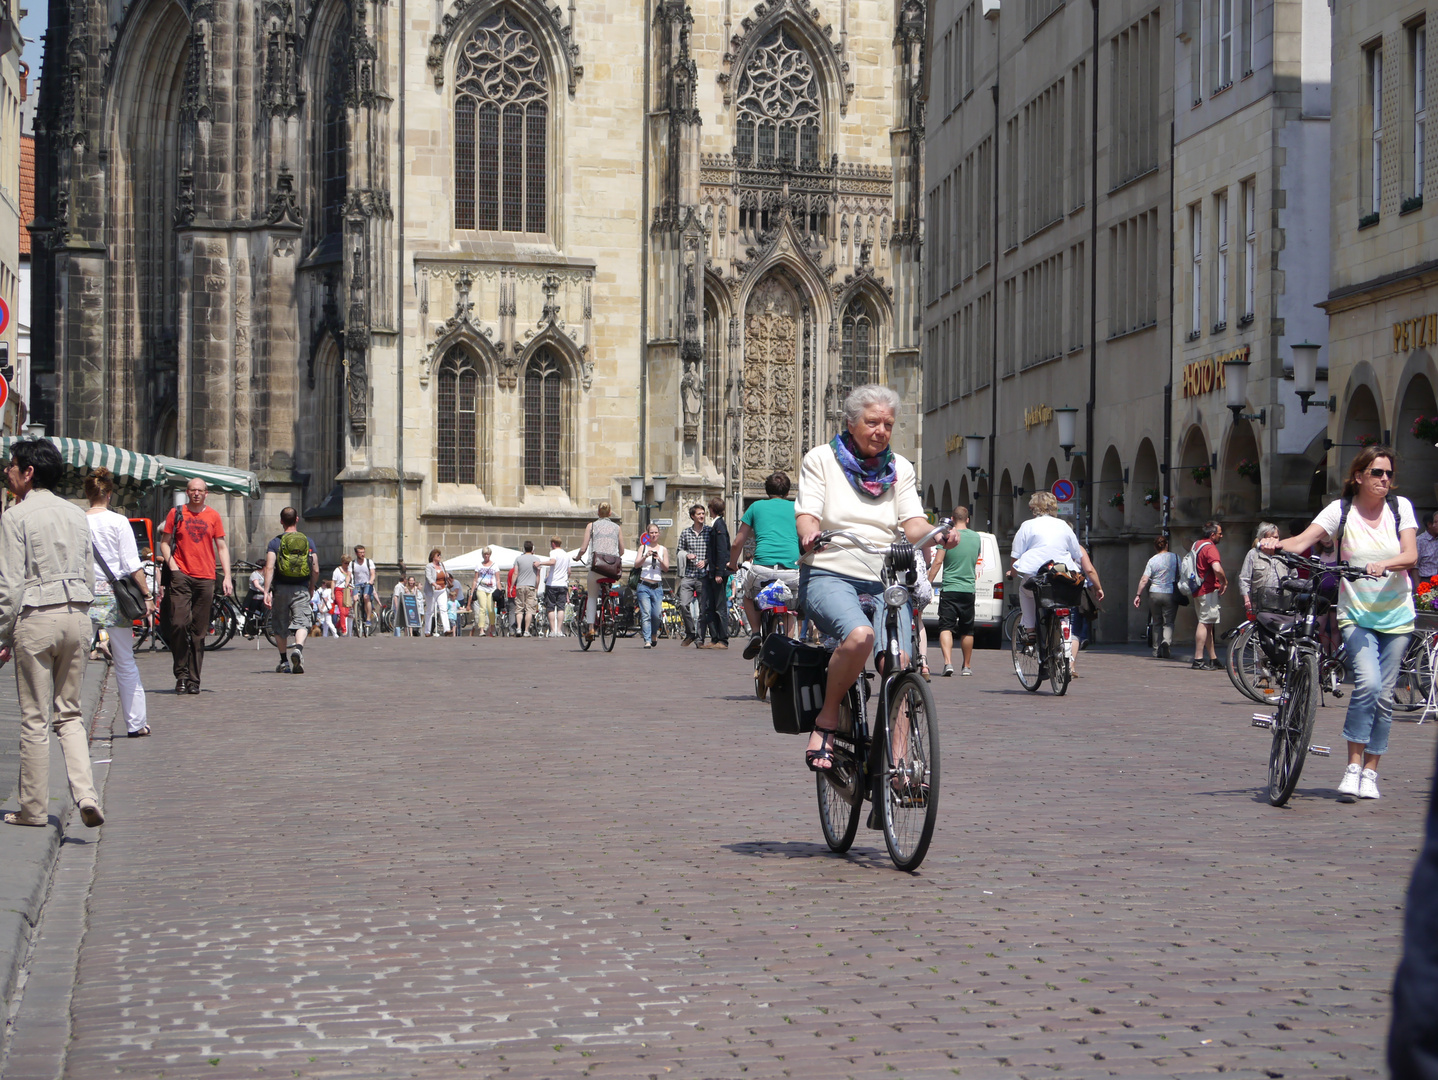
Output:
[6, 634, 1433, 1079]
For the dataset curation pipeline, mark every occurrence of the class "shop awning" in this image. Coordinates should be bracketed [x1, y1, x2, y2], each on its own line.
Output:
[155, 456, 261, 499]
[0, 436, 170, 495]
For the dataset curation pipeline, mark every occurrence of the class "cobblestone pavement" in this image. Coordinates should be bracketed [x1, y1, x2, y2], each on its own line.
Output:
[41, 635, 1435, 1079]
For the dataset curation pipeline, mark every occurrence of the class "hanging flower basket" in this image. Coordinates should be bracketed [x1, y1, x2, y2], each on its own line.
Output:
[1235, 457, 1260, 481]
[1412, 416, 1438, 443]
[1191, 464, 1211, 485]
[1143, 487, 1161, 507]
[1417, 577, 1438, 612]
[1108, 492, 1124, 510]
[1357, 434, 1380, 448]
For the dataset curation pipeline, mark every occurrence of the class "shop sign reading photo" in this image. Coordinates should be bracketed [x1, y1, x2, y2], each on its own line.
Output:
[1182, 346, 1248, 398]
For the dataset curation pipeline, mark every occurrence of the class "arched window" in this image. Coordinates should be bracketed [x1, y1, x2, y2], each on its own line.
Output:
[734, 27, 822, 168]
[320, 22, 348, 243]
[841, 298, 877, 393]
[436, 346, 482, 484]
[524, 349, 568, 488]
[312, 340, 345, 502]
[454, 9, 549, 233]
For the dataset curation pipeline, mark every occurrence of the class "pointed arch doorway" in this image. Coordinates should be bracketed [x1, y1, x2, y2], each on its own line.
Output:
[742, 273, 810, 497]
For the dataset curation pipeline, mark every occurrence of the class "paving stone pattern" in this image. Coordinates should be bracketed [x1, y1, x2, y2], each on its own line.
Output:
[58, 639, 1434, 1079]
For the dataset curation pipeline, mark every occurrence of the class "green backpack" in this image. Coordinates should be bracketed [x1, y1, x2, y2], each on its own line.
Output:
[277, 532, 311, 580]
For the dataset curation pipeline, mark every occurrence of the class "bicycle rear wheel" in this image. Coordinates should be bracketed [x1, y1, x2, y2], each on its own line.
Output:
[880, 672, 940, 872]
[1393, 635, 1433, 711]
[601, 597, 618, 651]
[1268, 650, 1319, 806]
[1228, 622, 1277, 704]
[817, 688, 864, 853]
[1000, 606, 1021, 646]
[1047, 618, 1071, 696]
[1011, 620, 1042, 691]
[204, 603, 236, 651]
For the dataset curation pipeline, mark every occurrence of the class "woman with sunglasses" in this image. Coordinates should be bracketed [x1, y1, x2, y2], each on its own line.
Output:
[1261, 445, 1418, 801]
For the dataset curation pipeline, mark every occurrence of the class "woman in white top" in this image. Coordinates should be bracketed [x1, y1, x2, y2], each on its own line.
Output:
[84, 468, 155, 737]
[635, 526, 670, 648]
[471, 548, 499, 636]
[1261, 445, 1417, 801]
[794, 385, 956, 772]
[1010, 491, 1104, 639]
[1133, 533, 1179, 658]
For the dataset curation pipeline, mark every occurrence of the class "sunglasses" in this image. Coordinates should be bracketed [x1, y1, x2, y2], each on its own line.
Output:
[1368, 468, 1395, 480]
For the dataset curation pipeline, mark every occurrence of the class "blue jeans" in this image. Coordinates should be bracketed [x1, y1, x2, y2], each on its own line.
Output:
[1341, 623, 1410, 756]
[636, 582, 664, 644]
[799, 565, 912, 661]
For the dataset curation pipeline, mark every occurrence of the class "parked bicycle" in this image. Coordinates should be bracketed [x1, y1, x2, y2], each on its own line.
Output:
[1248, 551, 1373, 806]
[1394, 623, 1438, 717]
[1010, 564, 1083, 696]
[1227, 604, 1347, 707]
[763, 519, 950, 872]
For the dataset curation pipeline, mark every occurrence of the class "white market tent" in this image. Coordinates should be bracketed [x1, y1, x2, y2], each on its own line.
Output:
[443, 545, 636, 576]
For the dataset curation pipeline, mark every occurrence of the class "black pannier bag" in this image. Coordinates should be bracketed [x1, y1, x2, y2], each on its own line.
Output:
[756, 635, 833, 734]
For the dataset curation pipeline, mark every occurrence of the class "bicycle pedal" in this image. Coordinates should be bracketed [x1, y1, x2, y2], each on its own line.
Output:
[1331, 689, 1344, 699]
[1309, 744, 1332, 757]
[1251, 713, 1274, 729]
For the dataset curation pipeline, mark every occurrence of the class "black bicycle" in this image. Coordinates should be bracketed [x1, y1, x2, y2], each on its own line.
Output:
[1010, 565, 1084, 696]
[1249, 551, 1372, 806]
[791, 520, 950, 872]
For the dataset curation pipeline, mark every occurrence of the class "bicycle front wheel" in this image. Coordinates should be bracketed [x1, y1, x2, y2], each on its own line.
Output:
[204, 603, 236, 651]
[601, 599, 618, 651]
[880, 672, 940, 872]
[1011, 620, 1042, 691]
[1268, 650, 1319, 806]
[817, 688, 864, 853]
[1047, 618, 1071, 696]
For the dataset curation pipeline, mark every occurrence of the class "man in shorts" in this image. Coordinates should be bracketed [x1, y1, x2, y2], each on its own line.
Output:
[933, 504, 981, 676]
[262, 507, 319, 673]
[534, 537, 572, 638]
[1191, 520, 1227, 670]
[728, 471, 801, 658]
[352, 545, 377, 634]
[512, 541, 541, 637]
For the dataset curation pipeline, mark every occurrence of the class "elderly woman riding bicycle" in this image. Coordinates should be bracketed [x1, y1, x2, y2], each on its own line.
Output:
[795, 384, 957, 773]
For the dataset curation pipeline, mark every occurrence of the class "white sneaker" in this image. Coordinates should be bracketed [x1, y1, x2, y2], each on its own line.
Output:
[1337, 763, 1361, 801]
[1359, 769, 1381, 800]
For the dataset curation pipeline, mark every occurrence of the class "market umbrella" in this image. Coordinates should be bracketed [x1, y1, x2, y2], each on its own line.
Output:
[155, 456, 261, 499]
[0, 436, 169, 497]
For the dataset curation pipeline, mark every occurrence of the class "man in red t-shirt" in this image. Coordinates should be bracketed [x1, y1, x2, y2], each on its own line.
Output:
[158, 479, 233, 693]
[1191, 520, 1227, 670]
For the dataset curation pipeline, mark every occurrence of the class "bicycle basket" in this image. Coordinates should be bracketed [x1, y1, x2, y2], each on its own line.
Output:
[1033, 567, 1086, 609]
[758, 635, 833, 734]
[1253, 585, 1300, 614]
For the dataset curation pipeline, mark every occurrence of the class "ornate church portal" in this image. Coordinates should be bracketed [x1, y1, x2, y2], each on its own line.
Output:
[30, 0, 927, 563]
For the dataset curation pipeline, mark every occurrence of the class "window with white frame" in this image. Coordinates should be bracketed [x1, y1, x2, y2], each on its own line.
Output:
[1368, 45, 1385, 217]
[1241, 179, 1256, 320]
[1218, 0, 1234, 89]
[1214, 192, 1229, 330]
[1414, 25, 1427, 201]
[1241, 0, 1255, 76]
[1190, 204, 1203, 337]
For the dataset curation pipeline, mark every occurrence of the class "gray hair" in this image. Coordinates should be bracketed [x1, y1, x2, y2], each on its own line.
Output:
[1253, 521, 1279, 547]
[842, 384, 901, 427]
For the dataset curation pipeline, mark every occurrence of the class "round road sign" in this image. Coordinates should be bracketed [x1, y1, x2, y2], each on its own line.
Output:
[0, 375, 11, 414]
[1052, 479, 1075, 503]
[0, 298, 9, 337]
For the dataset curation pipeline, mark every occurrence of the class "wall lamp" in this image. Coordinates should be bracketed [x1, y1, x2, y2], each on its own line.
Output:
[965, 434, 984, 481]
[1223, 358, 1267, 425]
[1055, 407, 1084, 461]
[1291, 341, 1335, 414]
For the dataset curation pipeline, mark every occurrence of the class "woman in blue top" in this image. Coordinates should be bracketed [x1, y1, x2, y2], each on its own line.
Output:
[1133, 534, 1178, 658]
[1261, 445, 1417, 801]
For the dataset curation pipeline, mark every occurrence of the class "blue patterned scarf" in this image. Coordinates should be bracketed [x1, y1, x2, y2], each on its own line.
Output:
[830, 431, 897, 498]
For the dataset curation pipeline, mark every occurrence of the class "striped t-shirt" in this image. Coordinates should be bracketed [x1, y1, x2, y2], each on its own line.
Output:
[1312, 496, 1419, 633]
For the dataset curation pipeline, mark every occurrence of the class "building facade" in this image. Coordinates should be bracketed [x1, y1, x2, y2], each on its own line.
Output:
[0, 0, 20, 426]
[1169, 0, 1332, 633]
[920, 0, 1172, 641]
[1323, 0, 1438, 527]
[29, 0, 924, 563]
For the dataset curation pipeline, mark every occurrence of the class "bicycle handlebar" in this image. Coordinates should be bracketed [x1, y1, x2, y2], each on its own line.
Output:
[1271, 550, 1380, 581]
[812, 518, 954, 556]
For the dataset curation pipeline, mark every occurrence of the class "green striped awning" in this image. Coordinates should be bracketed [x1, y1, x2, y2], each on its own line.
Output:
[0, 437, 170, 495]
[155, 456, 261, 499]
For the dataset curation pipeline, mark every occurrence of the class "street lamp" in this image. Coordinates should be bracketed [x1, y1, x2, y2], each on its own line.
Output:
[629, 474, 669, 534]
[1223, 357, 1267, 425]
[1291, 341, 1334, 414]
[1054, 407, 1082, 461]
[965, 434, 984, 481]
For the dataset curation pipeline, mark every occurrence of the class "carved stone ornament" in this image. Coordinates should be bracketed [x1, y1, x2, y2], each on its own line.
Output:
[262, 0, 301, 117]
[421, 271, 498, 386]
[267, 167, 305, 227]
[720, 0, 851, 114]
[428, 0, 583, 95]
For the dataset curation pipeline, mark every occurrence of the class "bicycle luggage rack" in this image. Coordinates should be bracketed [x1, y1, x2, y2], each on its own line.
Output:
[1251, 714, 1330, 755]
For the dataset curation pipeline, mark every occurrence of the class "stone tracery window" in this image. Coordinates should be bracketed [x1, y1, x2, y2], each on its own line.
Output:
[320, 21, 349, 244]
[437, 346, 482, 485]
[453, 9, 549, 233]
[524, 349, 569, 488]
[734, 27, 822, 168]
[840, 298, 877, 394]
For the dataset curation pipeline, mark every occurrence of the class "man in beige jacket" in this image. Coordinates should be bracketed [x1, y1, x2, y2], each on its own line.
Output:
[0, 439, 104, 828]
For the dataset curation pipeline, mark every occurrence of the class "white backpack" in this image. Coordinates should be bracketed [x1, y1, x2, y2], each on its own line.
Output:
[1177, 541, 1211, 597]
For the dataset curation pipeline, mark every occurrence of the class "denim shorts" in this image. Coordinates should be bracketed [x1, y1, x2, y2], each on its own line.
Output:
[799, 564, 913, 660]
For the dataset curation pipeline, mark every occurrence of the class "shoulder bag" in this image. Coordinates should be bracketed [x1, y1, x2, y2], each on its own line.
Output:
[94, 548, 148, 622]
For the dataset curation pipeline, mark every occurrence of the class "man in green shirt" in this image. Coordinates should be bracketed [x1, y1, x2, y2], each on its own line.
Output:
[931, 505, 982, 676]
[728, 471, 801, 657]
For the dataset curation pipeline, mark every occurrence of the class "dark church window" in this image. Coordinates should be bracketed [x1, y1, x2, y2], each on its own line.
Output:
[734, 28, 822, 168]
[524, 350, 567, 488]
[437, 346, 481, 485]
[841, 298, 876, 394]
[320, 23, 349, 242]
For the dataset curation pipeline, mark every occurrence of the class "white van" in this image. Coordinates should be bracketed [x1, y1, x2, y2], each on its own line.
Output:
[922, 531, 1005, 646]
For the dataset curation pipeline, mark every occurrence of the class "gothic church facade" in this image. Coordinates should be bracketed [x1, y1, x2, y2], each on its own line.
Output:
[30, 0, 925, 562]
